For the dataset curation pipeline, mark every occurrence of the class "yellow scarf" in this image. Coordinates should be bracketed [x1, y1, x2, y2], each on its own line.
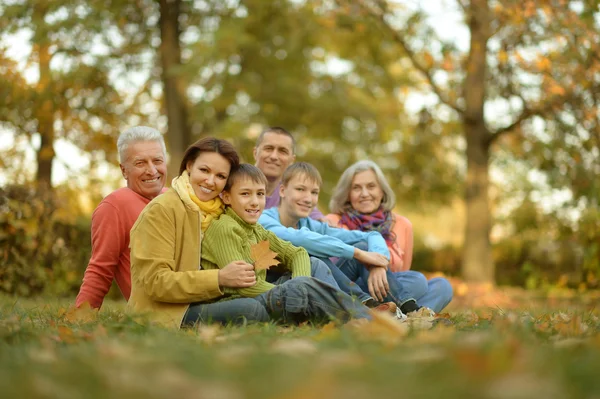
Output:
[172, 171, 224, 232]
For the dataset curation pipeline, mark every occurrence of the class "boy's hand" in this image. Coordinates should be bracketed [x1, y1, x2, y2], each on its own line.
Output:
[367, 267, 390, 302]
[218, 261, 256, 288]
[354, 248, 389, 269]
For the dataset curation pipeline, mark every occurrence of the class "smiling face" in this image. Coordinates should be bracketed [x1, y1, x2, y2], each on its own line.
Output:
[349, 169, 384, 214]
[119, 140, 167, 200]
[186, 152, 231, 201]
[223, 177, 266, 224]
[253, 132, 295, 181]
[279, 173, 320, 223]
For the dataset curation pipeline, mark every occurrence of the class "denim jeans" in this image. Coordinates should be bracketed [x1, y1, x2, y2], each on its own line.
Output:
[268, 257, 372, 303]
[182, 297, 269, 327]
[357, 271, 453, 313]
[316, 257, 372, 303]
[336, 241, 415, 306]
[254, 276, 371, 324]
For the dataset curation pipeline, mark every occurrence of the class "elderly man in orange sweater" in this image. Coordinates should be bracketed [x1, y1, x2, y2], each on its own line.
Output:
[75, 126, 167, 308]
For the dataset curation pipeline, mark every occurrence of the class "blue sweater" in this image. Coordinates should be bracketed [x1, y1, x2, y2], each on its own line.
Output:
[259, 207, 390, 259]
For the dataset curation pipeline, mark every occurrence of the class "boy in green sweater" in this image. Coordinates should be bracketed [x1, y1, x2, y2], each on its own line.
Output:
[201, 164, 372, 324]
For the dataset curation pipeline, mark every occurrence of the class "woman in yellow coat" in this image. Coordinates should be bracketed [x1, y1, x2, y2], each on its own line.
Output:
[128, 137, 268, 329]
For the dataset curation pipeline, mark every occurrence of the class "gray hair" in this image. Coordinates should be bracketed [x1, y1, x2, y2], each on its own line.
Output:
[329, 160, 396, 214]
[117, 126, 166, 163]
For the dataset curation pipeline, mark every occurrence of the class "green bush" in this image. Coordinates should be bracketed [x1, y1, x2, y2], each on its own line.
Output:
[0, 185, 91, 297]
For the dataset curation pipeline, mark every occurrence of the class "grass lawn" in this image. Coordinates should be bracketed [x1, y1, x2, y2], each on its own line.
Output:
[1, 292, 599, 399]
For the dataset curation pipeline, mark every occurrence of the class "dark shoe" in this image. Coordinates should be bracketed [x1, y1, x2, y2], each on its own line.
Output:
[400, 299, 420, 314]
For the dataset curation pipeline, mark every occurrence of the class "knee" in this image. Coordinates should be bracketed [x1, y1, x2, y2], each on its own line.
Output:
[240, 298, 270, 322]
[291, 276, 313, 285]
[402, 271, 428, 297]
[430, 278, 454, 302]
[310, 258, 332, 276]
[353, 241, 369, 251]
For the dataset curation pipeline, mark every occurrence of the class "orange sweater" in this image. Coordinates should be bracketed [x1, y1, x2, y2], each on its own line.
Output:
[75, 188, 153, 308]
[324, 212, 413, 272]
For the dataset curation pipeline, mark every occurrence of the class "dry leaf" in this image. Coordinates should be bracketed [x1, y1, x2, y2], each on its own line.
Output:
[63, 302, 98, 323]
[345, 310, 409, 346]
[270, 339, 317, 356]
[250, 240, 280, 271]
[196, 324, 222, 344]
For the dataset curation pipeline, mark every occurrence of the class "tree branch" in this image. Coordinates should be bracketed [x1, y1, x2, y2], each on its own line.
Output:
[353, 0, 464, 115]
[487, 95, 569, 146]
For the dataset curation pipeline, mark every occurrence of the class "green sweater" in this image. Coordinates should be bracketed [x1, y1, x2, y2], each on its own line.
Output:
[201, 207, 311, 297]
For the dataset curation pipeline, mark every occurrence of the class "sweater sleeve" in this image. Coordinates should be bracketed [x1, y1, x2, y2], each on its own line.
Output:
[257, 227, 311, 278]
[130, 203, 223, 303]
[321, 213, 391, 259]
[75, 201, 122, 309]
[259, 210, 355, 258]
[201, 218, 275, 297]
[392, 213, 414, 271]
[305, 218, 391, 259]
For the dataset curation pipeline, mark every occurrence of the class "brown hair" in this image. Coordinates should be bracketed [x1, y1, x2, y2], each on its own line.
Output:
[281, 162, 322, 187]
[225, 163, 267, 191]
[179, 137, 240, 176]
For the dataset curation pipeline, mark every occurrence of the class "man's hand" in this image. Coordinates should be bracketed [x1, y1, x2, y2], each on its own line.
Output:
[367, 267, 390, 302]
[354, 248, 389, 269]
[218, 261, 256, 288]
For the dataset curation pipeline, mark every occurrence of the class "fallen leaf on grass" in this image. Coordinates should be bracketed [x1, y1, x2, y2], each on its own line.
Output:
[62, 302, 98, 323]
[552, 314, 588, 337]
[314, 321, 340, 341]
[56, 326, 77, 344]
[271, 338, 318, 356]
[345, 310, 409, 346]
[250, 240, 280, 271]
[414, 324, 456, 344]
[216, 345, 255, 366]
[196, 324, 222, 344]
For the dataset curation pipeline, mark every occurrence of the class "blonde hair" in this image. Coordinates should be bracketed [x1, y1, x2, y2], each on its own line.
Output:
[281, 162, 322, 187]
[329, 160, 396, 214]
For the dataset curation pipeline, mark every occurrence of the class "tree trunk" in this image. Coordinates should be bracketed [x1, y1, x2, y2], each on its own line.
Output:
[159, 0, 191, 181]
[34, 14, 54, 191]
[461, 1, 494, 283]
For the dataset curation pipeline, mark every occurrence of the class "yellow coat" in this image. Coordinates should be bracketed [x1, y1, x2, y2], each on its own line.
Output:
[128, 188, 223, 329]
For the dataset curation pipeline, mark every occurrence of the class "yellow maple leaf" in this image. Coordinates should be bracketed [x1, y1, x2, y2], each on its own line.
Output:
[250, 240, 280, 271]
[63, 301, 98, 323]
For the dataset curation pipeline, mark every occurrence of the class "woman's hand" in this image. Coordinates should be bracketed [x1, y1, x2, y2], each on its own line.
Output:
[354, 248, 389, 269]
[367, 266, 390, 302]
[218, 261, 256, 288]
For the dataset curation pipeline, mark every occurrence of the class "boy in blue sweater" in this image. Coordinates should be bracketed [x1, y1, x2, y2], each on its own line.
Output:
[259, 162, 427, 316]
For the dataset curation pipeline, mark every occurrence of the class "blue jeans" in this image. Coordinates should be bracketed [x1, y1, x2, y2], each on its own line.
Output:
[357, 271, 453, 313]
[269, 257, 372, 303]
[316, 257, 372, 303]
[254, 276, 371, 324]
[336, 241, 415, 306]
[182, 297, 269, 327]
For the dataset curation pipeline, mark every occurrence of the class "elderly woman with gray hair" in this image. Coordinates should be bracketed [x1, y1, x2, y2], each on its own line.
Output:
[325, 160, 453, 313]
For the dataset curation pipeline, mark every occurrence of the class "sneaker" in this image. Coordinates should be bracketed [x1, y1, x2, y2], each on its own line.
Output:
[399, 299, 420, 314]
[395, 308, 408, 321]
